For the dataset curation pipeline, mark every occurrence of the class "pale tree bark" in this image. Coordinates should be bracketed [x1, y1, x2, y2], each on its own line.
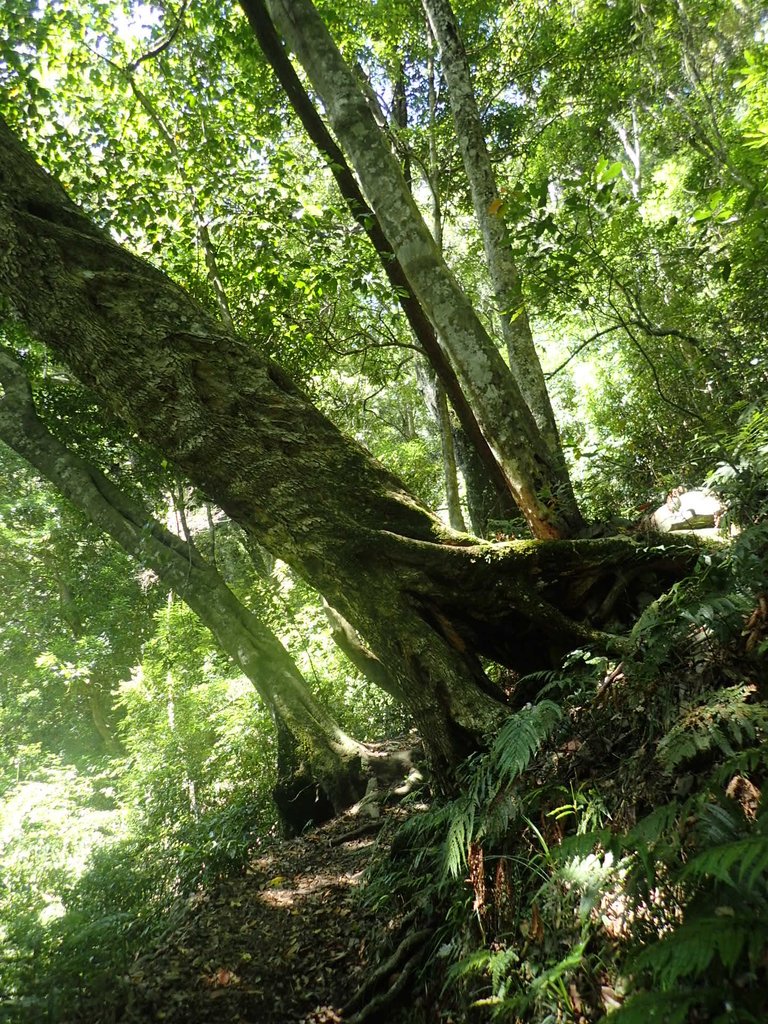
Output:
[416, 360, 466, 531]
[240, 0, 514, 520]
[433, 380, 466, 531]
[612, 106, 642, 198]
[421, 0, 571, 480]
[0, 350, 365, 811]
[254, 0, 582, 539]
[422, 30, 505, 536]
[425, 24, 444, 251]
[392, 56, 466, 534]
[322, 602, 402, 699]
[0, 118, 688, 780]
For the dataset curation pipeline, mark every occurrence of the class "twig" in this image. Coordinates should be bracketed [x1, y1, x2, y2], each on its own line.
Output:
[545, 324, 624, 379]
[127, 1, 189, 71]
[596, 662, 625, 701]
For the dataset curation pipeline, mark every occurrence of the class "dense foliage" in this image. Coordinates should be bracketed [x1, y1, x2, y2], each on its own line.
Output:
[0, 0, 766, 1019]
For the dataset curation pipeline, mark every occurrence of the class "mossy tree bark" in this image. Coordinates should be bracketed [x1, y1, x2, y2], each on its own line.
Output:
[0, 119, 694, 782]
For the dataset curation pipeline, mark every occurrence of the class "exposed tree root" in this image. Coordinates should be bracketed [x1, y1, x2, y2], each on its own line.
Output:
[328, 820, 384, 846]
[343, 928, 432, 1021]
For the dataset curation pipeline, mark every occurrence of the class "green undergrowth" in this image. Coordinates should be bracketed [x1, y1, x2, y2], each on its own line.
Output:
[361, 523, 768, 1023]
[0, 756, 276, 1023]
[0, 594, 408, 1023]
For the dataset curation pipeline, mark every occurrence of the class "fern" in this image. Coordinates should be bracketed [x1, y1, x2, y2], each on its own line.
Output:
[656, 685, 768, 772]
[488, 947, 520, 993]
[439, 701, 564, 878]
[489, 700, 563, 783]
[528, 938, 587, 998]
[694, 800, 743, 845]
[443, 793, 476, 877]
[554, 827, 613, 862]
[683, 835, 768, 891]
[631, 914, 768, 988]
[609, 988, 703, 1024]
[626, 802, 681, 847]
[445, 945, 521, 1015]
[445, 947, 497, 983]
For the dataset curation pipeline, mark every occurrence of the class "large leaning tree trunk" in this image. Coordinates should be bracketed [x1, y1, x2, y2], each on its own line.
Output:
[249, 0, 583, 540]
[0, 349, 366, 820]
[0, 118, 693, 783]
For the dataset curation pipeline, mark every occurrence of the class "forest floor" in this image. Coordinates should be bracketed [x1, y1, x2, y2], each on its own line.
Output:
[119, 802, 432, 1024]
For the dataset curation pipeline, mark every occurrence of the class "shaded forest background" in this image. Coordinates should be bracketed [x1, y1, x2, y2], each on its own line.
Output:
[0, 0, 767, 1020]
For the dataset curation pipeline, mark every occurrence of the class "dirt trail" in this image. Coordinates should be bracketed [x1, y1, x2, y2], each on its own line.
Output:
[120, 807, 424, 1024]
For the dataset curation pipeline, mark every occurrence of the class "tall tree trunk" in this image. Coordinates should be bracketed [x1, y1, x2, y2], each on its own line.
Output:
[393, 56, 466, 534]
[240, 0, 513, 519]
[0, 119, 689, 781]
[422, 29, 505, 537]
[85, 680, 124, 756]
[416, 360, 467, 531]
[0, 350, 364, 811]
[253, 0, 581, 539]
[420, 0, 564, 455]
[454, 427, 520, 537]
[322, 602, 403, 699]
[49, 557, 124, 753]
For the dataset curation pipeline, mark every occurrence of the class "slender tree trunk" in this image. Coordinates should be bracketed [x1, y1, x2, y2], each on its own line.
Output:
[454, 428, 520, 536]
[0, 351, 364, 811]
[421, 0, 581, 535]
[322, 602, 403, 699]
[253, 0, 581, 539]
[434, 382, 466, 532]
[422, 31, 505, 536]
[425, 25, 444, 252]
[420, 0, 551, 432]
[50, 560, 125, 753]
[85, 681, 124, 756]
[394, 56, 466, 534]
[417, 360, 466, 531]
[392, 61, 413, 189]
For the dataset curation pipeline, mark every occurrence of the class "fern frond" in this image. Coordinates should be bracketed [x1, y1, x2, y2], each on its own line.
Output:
[626, 802, 681, 847]
[694, 801, 742, 845]
[528, 938, 587, 997]
[445, 948, 493, 982]
[442, 794, 476, 878]
[490, 700, 563, 784]
[683, 835, 768, 891]
[632, 915, 766, 987]
[609, 988, 703, 1024]
[656, 685, 768, 772]
[554, 828, 613, 863]
[488, 947, 520, 990]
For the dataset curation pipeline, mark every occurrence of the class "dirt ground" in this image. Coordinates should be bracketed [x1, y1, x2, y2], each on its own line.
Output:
[119, 805, 435, 1024]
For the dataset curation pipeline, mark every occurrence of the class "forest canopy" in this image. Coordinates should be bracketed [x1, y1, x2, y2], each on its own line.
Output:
[0, 0, 767, 1021]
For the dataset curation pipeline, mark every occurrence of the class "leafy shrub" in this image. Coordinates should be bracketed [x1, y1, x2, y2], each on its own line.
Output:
[363, 519, 768, 1022]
